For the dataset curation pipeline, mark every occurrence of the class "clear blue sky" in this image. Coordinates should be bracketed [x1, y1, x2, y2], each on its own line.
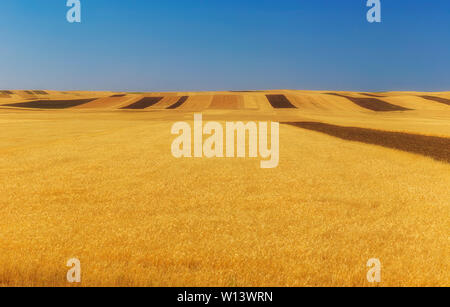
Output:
[1, 0, 449, 92]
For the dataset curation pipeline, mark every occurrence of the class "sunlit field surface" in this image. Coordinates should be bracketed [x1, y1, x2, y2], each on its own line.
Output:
[0, 90, 449, 286]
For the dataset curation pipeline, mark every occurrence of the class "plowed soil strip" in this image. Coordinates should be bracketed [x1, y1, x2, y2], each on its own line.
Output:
[151, 96, 181, 109]
[4, 99, 96, 109]
[121, 97, 163, 109]
[33, 90, 48, 95]
[110, 94, 126, 98]
[266, 95, 297, 109]
[74, 96, 131, 109]
[359, 93, 385, 98]
[420, 95, 450, 106]
[167, 96, 189, 109]
[229, 90, 263, 93]
[1, 90, 13, 95]
[326, 93, 410, 111]
[287, 122, 450, 163]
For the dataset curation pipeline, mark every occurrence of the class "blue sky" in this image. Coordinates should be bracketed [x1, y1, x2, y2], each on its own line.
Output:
[1, 0, 449, 92]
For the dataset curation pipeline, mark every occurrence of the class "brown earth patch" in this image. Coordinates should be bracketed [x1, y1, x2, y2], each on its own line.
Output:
[229, 90, 263, 93]
[148, 96, 180, 109]
[4, 99, 96, 109]
[74, 96, 132, 109]
[359, 93, 386, 98]
[167, 96, 189, 109]
[326, 93, 411, 111]
[120, 97, 164, 109]
[420, 96, 450, 106]
[266, 95, 297, 109]
[177, 95, 212, 111]
[33, 90, 48, 95]
[286, 122, 450, 163]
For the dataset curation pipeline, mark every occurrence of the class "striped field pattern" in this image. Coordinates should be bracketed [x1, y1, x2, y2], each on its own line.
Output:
[0, 89, 449, 287]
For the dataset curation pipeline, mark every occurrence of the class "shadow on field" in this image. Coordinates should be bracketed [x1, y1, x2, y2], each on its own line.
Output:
[286, 122, 450, 163]
[4, 99, 97, 109]
[420, 96, 450, 106]
[326, 93, 411, 111]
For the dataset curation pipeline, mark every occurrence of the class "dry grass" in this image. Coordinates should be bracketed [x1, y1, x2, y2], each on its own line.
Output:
[209, 95, 243, 110]
[0, 90, 449, 287]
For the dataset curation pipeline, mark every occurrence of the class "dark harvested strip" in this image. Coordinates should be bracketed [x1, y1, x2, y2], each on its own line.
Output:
[24, 90, 35, 95]
[286, 122, 450, 163]
[121, 97, 163, 109]
[359, 93, 385, 98]
[1, 90, 13, 95]
[325, 93, 410, 111]
[33, 90, 48, 95]
[420, 95, 450, 106]
[110, 94, 126, 98]
[266, 95, 297, 109]
[229, 90, 263, 93]
[167, 96, 189, 109]
[4, 99, 96, 109]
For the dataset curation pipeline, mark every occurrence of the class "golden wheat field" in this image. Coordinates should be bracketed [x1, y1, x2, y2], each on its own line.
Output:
[0, 89, 449, 287]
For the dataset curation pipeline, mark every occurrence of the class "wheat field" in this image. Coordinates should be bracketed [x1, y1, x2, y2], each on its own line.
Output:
[0, 90, 449, 287]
